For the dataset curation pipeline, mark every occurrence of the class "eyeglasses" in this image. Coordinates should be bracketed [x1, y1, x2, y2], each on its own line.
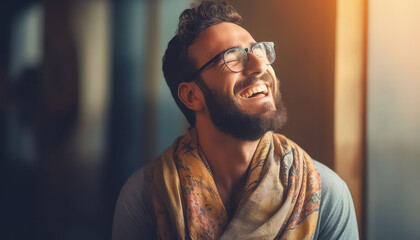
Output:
[186, 42, 275, 82]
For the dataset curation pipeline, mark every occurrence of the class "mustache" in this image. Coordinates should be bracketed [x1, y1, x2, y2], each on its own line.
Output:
[233, 72, 274, 95]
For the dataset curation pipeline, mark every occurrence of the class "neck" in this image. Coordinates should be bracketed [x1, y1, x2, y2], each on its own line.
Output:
[195, 119, 260, 181]
[195, 117, 261, 216]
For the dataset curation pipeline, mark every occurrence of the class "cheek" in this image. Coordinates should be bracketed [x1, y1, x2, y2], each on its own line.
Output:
[202, 67, 242, 96]
[201, 67, 230, 87]
[216, 74, 239, 95]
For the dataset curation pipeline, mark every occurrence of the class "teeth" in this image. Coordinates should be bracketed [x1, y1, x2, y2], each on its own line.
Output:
[241, 84, 268, 98]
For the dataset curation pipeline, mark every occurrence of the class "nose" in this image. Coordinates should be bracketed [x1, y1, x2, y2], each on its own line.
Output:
[242, 52, 268, 76]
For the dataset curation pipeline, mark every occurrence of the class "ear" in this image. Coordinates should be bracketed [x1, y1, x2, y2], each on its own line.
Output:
[178, 82, 204, 111]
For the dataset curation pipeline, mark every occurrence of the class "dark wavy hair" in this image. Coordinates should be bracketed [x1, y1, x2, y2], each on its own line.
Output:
[162, 1, 242, 126]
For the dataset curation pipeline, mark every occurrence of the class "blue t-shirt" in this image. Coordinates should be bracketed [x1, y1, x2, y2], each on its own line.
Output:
[313, 161, 359, 239]
[112, 160, 359, 239]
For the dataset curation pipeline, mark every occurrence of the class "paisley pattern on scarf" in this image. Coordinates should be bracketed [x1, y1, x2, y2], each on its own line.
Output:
[152, 128, 321, 240]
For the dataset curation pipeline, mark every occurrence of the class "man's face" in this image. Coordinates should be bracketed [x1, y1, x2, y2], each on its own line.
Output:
[188, 22, 287, 140]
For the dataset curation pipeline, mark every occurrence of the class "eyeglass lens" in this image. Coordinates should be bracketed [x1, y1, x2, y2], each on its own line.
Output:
[223, 42, 275, 72]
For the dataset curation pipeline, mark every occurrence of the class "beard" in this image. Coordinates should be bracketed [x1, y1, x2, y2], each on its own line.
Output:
[198, 73, 287, 141]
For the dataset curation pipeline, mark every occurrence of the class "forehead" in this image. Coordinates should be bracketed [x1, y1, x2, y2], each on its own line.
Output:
[188, 22, 256, 66]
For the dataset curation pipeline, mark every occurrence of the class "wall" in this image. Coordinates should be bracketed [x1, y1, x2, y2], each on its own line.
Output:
[367, 0, 420, 239]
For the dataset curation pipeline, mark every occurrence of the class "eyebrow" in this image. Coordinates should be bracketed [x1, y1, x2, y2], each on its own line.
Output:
[221, 42, 258, 53]
[249, 42, 258, 48]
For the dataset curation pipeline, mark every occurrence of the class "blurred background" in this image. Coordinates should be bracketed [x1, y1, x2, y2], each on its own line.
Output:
[0, 0, 419, 239]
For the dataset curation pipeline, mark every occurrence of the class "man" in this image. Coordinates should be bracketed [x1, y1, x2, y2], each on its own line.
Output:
[112, 1, 359, 239]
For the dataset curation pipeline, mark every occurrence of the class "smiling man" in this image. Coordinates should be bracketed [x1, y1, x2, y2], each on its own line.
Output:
[112, 1, 359, 239]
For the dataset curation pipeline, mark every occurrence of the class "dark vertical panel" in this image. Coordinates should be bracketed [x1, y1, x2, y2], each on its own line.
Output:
[107, 0, 147, 186]
[37, 0, 80, 238]
[105, 0, 150, 236]
[0, 0, 13, 207]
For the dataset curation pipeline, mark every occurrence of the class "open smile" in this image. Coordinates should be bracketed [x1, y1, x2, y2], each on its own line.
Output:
[238, 83, 270, 99]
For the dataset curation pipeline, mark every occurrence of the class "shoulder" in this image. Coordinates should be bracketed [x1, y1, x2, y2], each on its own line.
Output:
[112, 164, 157, 240]
[314, 160, 346, 199]
[313, 160, 359, 240]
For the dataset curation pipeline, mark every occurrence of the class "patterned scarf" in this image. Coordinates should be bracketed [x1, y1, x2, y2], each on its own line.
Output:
[152, 128, 321, 239]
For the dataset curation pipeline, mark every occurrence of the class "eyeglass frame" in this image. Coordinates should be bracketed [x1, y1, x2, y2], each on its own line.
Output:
[185, 41, 275, 82]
